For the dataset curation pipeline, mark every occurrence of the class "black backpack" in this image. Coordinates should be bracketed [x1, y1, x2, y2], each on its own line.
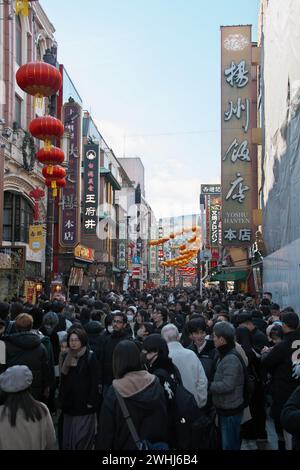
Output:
[154, 367, 200, 449]
[173, 382, 201, 449]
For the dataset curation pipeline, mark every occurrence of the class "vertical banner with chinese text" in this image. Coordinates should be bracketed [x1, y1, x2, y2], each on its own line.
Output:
[209, 196, 222, 248]
[83, 144, 99, 234]
[221, 26, 257, 246]
[59, 102, 82, 247]
[149, 226, 158, 274]
[118, 222, 127, 270]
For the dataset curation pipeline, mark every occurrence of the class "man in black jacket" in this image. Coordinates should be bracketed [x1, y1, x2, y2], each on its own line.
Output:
[100, 312, 132, 395]
[186, 317, 216, 382]
[1, 313, 52, 401]
[261, 311, 300, 450]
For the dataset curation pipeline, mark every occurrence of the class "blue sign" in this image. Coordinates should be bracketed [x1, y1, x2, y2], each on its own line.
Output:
[132, 256, 141, 264]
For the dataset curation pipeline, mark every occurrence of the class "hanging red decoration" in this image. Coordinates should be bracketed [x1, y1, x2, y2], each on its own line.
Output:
[36, 146, 64, 166]
[42, 165, 66, 179]
[45, 178, 66, 189]
[45, 177, 66, 198]
[29, 187, 45, 221]
[16, 62, 62, 98]
[29, 116, 64, 150]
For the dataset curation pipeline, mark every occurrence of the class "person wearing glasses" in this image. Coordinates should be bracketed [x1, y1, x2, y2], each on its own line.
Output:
[58, 328, 100, 450]
[99, 312, 133, 397]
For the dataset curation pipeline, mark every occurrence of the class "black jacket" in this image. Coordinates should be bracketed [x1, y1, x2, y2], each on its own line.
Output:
[59, 349, 101, 416]
[99, 330, 132, 386]
[261, 330, 300, 422]
[188, 340, 216, 382]
[95, 373, 168, 450]
[148, 356, 182, 448]
[281, 385, 300, 450]
[1, 332, 51, 400]
[84, 321, 104, 360]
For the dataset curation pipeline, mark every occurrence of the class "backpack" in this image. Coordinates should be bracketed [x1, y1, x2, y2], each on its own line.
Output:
[229, 350, 255, 408]
[172, 382, 202, 449]
[191, 410, 222, 450]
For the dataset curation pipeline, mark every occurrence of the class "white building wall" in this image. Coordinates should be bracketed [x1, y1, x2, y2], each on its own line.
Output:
[264, 237, 300, 311]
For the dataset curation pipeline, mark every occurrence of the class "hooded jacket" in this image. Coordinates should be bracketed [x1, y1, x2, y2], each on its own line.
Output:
[1, 332, 51, 400]
[95, 371, 168, 450]
[84, 321, 104, 359]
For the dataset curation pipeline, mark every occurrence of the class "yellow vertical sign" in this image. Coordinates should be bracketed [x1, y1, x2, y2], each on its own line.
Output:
[29, 225, 44, 253]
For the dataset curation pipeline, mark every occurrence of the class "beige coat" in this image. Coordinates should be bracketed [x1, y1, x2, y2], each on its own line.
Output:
[0, 402, 56, 450]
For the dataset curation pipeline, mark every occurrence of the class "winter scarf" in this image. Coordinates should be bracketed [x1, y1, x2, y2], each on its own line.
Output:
[61, 346, 87, 375]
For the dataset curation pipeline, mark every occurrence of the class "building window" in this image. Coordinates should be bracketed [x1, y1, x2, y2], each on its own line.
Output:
[3, 192, 34, 243]
[25, 261, 42, 278]
[15, 16, 22, 66]
[15, 95, 22, 128]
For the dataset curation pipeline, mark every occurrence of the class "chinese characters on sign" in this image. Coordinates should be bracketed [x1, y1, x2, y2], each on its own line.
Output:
[29, 225, 44, 253]
[201, 185, 221, 195]
[149, 226, 158, 274]
[209, 197, 222, 248]
[59, 102, 82, 247]
[221, 26, 258, 246]
[83, 144, 99, 234]
[118, 222, 127, 270]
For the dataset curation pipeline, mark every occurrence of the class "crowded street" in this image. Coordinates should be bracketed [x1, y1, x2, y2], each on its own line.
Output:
[0, 0, 300, 458]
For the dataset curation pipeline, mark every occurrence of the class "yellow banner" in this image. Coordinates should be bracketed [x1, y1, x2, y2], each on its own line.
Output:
[29, 225, 44, 253]
[24, 280, 36, 305]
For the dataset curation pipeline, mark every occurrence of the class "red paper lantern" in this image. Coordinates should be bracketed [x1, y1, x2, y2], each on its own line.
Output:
[42, 165, 66, 179]
[36, 146, 65, 166]
[45, 178, 66, 189]
[45, 177, 66, 197]
[29, 116, 64, 149]
[16, 62, 62, 98]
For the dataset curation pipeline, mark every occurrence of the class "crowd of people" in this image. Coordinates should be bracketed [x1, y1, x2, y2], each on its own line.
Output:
[0, 287, 300, 451]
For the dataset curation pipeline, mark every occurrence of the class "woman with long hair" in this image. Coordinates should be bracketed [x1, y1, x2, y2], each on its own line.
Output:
[95, 340, 168, 450]
[0, 365, 56, 450]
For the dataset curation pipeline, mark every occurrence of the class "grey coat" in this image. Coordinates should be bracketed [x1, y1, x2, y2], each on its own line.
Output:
[210, 353, 244, 413]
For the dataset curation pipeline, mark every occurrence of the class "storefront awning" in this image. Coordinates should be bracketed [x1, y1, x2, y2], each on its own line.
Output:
[210, 270, 248, 282]
[100, 168, 122, 190]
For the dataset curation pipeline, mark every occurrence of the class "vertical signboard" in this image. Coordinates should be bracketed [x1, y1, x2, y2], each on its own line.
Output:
[83, 144, 99, 234]
[149, 226, 158, 274]
[118, 222, 126, 270]
[209, 196, 222, 248]
[221, 26, 257, 246]
[59, 102, 82, 247]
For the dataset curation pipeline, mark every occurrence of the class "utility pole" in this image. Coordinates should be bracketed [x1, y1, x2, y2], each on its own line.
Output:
[43, 47, 58, 299]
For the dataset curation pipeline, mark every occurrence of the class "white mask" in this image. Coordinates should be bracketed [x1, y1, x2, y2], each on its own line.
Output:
[127, 315, 134, 322]
[107, 325, 114, 334]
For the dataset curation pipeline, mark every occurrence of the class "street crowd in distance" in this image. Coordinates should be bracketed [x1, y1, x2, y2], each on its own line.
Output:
[0, 288, 300, 451]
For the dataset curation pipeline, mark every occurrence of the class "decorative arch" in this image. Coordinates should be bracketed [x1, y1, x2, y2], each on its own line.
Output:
[4, 175, 46, 221]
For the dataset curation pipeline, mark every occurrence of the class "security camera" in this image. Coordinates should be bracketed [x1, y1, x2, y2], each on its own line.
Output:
[0, 118, 5, 125]
[7, 13, 13, 20]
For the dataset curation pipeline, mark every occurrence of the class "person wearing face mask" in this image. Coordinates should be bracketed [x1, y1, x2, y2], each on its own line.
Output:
[135, 323, 155, 344]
